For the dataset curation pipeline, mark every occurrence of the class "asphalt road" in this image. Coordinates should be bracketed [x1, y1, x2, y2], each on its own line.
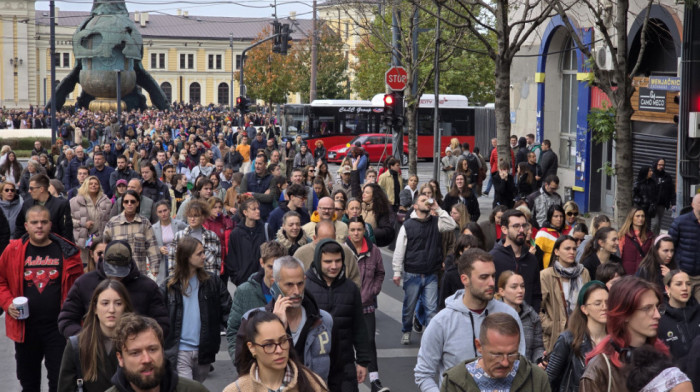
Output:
[0, 161, 495, 391]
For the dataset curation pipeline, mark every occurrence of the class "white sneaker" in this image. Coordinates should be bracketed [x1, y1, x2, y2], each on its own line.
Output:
[401, 332, 411, 345]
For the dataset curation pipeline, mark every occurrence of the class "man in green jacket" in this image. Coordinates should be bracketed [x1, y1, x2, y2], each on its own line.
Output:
[440, 313, 550, 392]
[226, 241, 286, 362]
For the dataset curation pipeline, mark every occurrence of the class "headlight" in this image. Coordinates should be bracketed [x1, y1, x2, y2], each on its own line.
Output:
[339, 147, 348, 153]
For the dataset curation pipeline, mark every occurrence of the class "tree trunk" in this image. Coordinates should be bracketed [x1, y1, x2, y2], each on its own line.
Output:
[494, 57, 512, 168]
[406, 104, 417, 175]
[613, 100, 634, 224]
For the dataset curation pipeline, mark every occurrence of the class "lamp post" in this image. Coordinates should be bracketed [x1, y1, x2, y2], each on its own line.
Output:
[432, 2, 443, 184]
[116, 70, 122, 128]
[50, 0, 57, 145]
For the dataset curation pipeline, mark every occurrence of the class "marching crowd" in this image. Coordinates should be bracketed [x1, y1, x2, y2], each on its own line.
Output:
[0, 104, 697, 392]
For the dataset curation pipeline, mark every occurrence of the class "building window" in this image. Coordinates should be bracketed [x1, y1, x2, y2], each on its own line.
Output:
[236, 55, 242, 70]
[179, 53, 194, 70]
[559, 37, 578, 169]
[218, 82, 229, 105]
[150, 53, 166, 69]
[160, 82, 172, 103]
[189, 82, 201, 104]
[208, 54, 222, 70]
[54, 52, 71, 68]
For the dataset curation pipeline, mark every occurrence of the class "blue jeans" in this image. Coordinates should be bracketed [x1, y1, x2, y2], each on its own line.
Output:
[401, 272, 438, 333]
[484, 172, 494, 194]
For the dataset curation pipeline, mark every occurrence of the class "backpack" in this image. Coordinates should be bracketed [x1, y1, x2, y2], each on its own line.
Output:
[465, 153, 479, 174]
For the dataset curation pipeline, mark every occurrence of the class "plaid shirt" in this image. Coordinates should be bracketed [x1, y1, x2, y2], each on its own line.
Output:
[167, 226, 221, 277]
[103, 213, 161, 276]
[254, 364, 293, 391]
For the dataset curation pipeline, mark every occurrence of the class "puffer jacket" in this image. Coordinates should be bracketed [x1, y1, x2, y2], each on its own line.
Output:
[540, 266, 591, 353]
[305, 239, 371, 388]
[441, 356, 551, 392]
[69, 194, 112, 249]
[669, 211, 700, 275]
[546, 330, 593, 392]
[161, 273, 232, 365]
[235, 290, 334, 382]
[57, 247, 170, 339]
[345, 237, 385, 308]
[0, 234, 83, 343]
[658, 299, 700, 366]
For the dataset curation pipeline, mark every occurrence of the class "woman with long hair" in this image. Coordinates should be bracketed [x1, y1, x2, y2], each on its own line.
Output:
[636, 234, 677, 290]
[442, 173, 480, 222]
[449, 203, 470, 233]
[463, 222, 487, 251]
[18, 159, 45, 196]
[0, 151, 22, 185]
[162, 236, 232, 382]
[576, 215, 612, 263]
[304, 164, 316, 186]
[546, 280, 608, 392]
[536, 204, 570, 269]
[540, 235, 591, 354]
[497, 270, 545, 364]
[449, 138, 461, 156]
[57, 279, 134, 392]
[316, 161, 333, 192]
[361, 183, 396, 247]
[224, 311, 327, 392]
[312, 177, 330, 199]
[39, 153, 56, 178]
[658, 270, 700, 368]
[70, 175, 112, 269]
[618, 207, 654, 275]
[580, 227, 621, 280]
[282, 140, 295, 178]
[580, 276, 669, 391]
[208, 172, 226, 201]
[428, 179, 444, 207]
[399, 174, 420, 212]
[517, 162, 535, 199]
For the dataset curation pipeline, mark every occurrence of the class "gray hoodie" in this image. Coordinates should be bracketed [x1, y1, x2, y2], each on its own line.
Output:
[414, 289, 526, 392]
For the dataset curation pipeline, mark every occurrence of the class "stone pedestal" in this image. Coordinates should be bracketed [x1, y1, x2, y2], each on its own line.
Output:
[89, 98, 126, 112]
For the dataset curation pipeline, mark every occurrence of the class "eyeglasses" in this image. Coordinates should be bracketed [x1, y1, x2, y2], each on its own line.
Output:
[252, 335, 292, 354]
[509, 224, 527, 230]
[309, 169, 316, 173]
[318, 207, 333, 211]
[123, 199, 138, 205]
[637, 303, 665, 316]
[575, 237, 585, 244]
[483, 351, 520, 362]
[567, 212, 579, 217]
[3, 188, 16, 193]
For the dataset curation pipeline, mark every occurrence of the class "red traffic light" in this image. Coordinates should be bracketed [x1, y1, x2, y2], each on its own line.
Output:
[384, 94, 394, 106]
[236, 97, 243, 105]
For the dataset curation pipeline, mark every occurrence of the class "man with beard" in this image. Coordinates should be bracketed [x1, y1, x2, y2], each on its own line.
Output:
[233, 256, 333, 382]
[490, 209, 542, 312]
[392, 194, 456, 346]
[414, 249, 525, 392]
[106, 313, 207, 392]
[109, 155, 139, 196]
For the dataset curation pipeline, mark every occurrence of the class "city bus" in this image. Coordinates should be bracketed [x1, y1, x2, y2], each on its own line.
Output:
[305, 94, 491, 159]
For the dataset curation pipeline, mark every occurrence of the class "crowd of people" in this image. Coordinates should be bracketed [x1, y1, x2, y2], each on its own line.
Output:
[0, 104, 697, 392]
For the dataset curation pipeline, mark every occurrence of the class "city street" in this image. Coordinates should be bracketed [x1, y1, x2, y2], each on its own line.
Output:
[0, 161, 495, 392]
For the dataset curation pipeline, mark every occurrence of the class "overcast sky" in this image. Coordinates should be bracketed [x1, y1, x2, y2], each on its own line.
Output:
[38, 0, 313, 20]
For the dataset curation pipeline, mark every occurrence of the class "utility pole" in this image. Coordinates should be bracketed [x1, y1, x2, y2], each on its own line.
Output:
[432, 2, 442, 183]
[391, 4, 403, 163]
[49, 0, 57, 144]
[310, 0, 318, 102]
[230, 33, 234, 109]
[116, 70, 122, 128]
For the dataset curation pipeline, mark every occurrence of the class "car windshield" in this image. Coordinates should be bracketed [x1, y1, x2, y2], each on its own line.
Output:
[351, 136, 368, 145]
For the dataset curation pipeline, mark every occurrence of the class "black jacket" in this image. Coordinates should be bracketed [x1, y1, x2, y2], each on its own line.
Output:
[546, 330, 593, 392]
[161, 273, 232, 365]
[142, 178, 172, 204]
[443, 192, 480, 222]
[107, 359, 208, 392]
[58, 258, 170, 339]
[372, 209, 396, 248]
[0, 208, 9, 252]
[225, 220, 267, 285]
[492, 173, 516, 208]
[439, 255, 462, 310]
[304, 239, 371, 388]
[540, 149, 558, 178]
[658, 300, 700, 366]
[652, 160, 675, 208]
[490, 241, 542, 312]
[14, 194, 74, 242]
[633, 167, 658, 219]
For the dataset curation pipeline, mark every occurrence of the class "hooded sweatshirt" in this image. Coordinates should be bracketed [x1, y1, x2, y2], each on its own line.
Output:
[414, 289, 526, 392]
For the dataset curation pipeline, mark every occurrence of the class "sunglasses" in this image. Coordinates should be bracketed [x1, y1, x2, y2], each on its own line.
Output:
[566, 212, 579, 217]
[3, 188, 16, 193]
[123, 199, 138, 205]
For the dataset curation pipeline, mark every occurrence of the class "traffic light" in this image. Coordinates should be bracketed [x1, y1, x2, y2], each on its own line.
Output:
[382, 92, 404, 128]
[272, 21, 282, 54]
[280, 24, 292, 55]
[236, 96, 251, 114]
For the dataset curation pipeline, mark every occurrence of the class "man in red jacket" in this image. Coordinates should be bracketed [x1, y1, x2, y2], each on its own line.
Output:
[0, 205, 83, 392]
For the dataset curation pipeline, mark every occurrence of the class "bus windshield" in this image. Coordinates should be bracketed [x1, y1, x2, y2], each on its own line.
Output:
[282, 104, 309, 137]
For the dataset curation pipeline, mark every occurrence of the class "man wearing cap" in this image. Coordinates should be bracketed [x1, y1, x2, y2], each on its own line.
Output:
[0, 205, 83, 392]
[336, 165, 353, 194]
[57, 240, 170, 339]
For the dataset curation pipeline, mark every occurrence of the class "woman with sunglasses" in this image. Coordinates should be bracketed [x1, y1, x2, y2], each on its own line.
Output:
[0, 181, 23, 235]
[563, 201, 580, 226]
[580, 276, 669, 391]
[225, 310, 327, 392]
[162, 236, 232, 382]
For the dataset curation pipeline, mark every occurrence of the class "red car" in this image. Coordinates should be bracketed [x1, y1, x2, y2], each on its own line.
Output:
[326, 134, 408, 165]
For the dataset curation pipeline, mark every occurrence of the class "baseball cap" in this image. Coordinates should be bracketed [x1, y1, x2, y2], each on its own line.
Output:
[102, 241, 133, 278]
[116, 179, 128, 187]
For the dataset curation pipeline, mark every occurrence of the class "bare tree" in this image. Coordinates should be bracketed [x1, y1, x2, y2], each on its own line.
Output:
[547, 0, 654, 221]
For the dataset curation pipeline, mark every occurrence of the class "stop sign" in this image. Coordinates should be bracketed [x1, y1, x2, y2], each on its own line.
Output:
[385, 66, 408, 91]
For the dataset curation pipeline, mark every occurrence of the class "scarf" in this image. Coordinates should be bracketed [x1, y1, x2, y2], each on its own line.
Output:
[362, 201, 377, 229]
[554, 260, 585, 315]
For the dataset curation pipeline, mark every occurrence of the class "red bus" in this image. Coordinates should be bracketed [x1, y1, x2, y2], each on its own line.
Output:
[305, 94, 493, 160]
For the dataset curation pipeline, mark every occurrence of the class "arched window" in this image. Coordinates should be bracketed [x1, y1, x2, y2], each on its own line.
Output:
[218, 82, 229, 106]
[559, 37, 578, 168]
[160, 82, 172, 103]
[189, 82, 201, 104]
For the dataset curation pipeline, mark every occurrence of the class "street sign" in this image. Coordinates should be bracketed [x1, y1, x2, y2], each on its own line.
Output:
[385, 66, 408, 91]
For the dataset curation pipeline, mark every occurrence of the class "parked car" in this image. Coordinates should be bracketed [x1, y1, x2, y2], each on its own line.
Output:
[326, 134, 409, 165]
